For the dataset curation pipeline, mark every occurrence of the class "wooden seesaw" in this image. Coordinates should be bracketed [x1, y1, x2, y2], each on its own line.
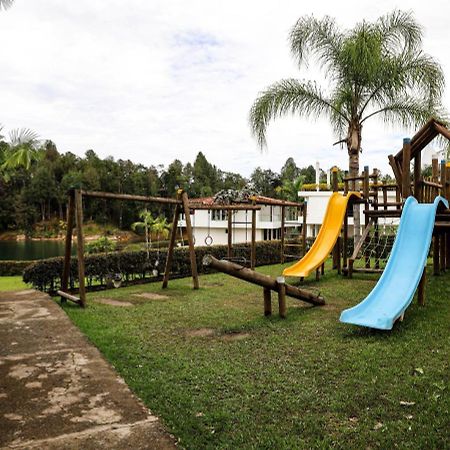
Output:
[202, 255, 325, 318]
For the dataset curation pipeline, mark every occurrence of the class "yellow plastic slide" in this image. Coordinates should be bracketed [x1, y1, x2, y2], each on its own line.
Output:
[283, 192, 361, 278]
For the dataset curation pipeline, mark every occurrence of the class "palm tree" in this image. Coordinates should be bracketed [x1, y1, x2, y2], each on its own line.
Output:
[1, 128, 42, 180]
[249, 10, 446, 238]
[131, 209, 155, 260]
[152, 216, 170, 243]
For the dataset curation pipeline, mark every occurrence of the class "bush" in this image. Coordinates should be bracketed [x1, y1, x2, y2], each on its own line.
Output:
[0, 260, 34, 276]
[85, 236, 117, 254]
[23, 241, 284, 293]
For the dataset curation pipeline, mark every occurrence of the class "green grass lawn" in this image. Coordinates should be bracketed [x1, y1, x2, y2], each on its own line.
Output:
[0, 276, 28, 291]
[62, 262, 449, 449]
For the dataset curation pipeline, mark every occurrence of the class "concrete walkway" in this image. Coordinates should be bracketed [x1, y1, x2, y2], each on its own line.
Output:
[0, 290, 177, 449]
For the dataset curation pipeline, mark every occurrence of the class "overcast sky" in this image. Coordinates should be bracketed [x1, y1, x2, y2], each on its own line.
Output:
[1, 0, 449, 177]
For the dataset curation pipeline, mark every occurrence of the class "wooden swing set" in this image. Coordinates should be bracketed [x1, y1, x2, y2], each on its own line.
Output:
[58, 188, 200, 307]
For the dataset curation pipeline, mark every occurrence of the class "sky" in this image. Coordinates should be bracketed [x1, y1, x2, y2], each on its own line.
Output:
[0, 0, 449, 178]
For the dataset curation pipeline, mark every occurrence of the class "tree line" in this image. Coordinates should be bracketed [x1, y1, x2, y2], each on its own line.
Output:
[0, 140, 323, 234]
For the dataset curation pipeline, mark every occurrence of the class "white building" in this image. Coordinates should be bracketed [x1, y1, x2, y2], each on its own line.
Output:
[299, 190, 400, 238]
[178, 196, 304, 247]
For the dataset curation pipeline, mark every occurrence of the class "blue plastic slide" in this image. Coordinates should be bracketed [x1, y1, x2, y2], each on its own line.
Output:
[340, 196, 449, 330]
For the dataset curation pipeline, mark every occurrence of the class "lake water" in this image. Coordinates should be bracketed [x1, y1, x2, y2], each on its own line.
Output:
[0, 240, 77, 261]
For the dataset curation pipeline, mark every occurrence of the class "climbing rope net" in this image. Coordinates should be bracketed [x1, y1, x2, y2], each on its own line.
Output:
[352, 219, 398, 270]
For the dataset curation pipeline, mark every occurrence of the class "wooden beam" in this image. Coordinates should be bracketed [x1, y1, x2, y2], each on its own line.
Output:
[181, 191, 199, 289]
[189, 204, 261, 211]
[162, 201, 181, 289]
[402, 138, 411, 198]
[332, 167, 339, 192]
[81, 190, 181, 205]
[202, 255, 325, 307]
[56, 290, 81, 305]
[61, 191, 75, 303]
[263, 287, 272, 316]
[277, 277, 287, 319]
[74, 190, 87, 307]
[388, 154, 403, 189]
[414, 151, 422, 201]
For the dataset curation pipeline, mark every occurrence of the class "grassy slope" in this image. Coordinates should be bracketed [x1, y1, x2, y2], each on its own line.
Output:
[0, 276, 28, 291]
[63, 262, 449, 449]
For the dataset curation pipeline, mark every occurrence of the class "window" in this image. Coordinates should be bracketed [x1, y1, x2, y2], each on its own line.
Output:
[212, 210, 228, 221]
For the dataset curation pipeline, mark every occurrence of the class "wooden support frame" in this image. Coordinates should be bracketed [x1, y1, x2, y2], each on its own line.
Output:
[203, 255, 325, 318]
[60, 188, 200, 307]
[401, 138, 411, 199]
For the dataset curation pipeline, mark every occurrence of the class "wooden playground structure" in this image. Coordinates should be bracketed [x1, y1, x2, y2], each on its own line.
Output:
[325, 118, 450, 304]
[58, 118, 449, 313]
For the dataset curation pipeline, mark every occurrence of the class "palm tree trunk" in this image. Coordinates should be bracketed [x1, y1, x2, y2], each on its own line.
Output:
[347, 121, 362, 244]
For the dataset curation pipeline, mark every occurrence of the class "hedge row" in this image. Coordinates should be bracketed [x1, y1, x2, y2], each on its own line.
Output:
[0, 260, 35, 276]
[22, 241, 285, 292]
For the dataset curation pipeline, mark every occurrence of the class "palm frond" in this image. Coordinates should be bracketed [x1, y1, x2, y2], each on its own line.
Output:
[0, 0, 13, 11]
[9, 128, 40, 148]
[361, 98, 445, 128]
[289, 15, 343, 71]
[377, 10, 422, 55]
[249, 79, 349, 148]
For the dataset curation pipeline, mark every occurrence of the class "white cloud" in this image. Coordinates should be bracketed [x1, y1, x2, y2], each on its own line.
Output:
[0, 0, 449, 178]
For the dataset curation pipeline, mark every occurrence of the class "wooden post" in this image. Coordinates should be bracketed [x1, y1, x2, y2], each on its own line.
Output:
[363, 166, 370, 199]
[418, 266, 426, 306]
[181, 191, 199, 289]
[251, 206, 257, 270]
[321, 262, 325, 275]
[343, 206, 348, 270]
[263, 287, 272, 316]
[61, 190, 75, 303]
[414, 151, 422, 202]
[446, 163, 450, 201]
[280, 204, 285, 264]
[74, 190, 86, 307]
[302, 202, 307, 256]
[227, 210, 233, 259]
[402, 138, 411, 199]
[202, 255, 325, 306]
[315, 267, 320, 281]
[441, 160, 447, 200]
[162, 199, 181, 289]
[332, 167, 338, 192]
[277, 276, 287, 318]
[433, 234, 440, 276]
[432, 156, 439, 182]
[388, 154, 403, 191]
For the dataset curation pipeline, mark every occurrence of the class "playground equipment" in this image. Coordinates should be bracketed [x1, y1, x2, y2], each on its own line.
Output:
[340, 196, 449, 329]
[283, 191, 361, 279]
[58, 188, 200, 307]
[203, 255, 325, 318]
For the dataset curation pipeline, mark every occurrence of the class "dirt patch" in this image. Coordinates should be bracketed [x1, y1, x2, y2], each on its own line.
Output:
[94, 298, 134, 307]
[185, 328, 216, 338]
[133, 293, 169, 300]
[202, 282, 224, 287]
[221, 332, 251, 342]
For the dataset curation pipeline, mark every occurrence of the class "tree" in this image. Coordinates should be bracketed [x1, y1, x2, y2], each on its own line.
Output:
[249, 10, 446, 238]
[131, 209, 155, 259]
[1, 129, 42, 177]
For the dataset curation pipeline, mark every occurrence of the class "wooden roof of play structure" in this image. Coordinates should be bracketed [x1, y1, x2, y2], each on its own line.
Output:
[389, 118, 450, 180]
[188, 195, 303, 209]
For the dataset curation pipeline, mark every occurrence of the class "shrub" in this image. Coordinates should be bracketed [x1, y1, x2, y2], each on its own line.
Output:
[0, 260, 34, 276]
[23, 241, 283, 293]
